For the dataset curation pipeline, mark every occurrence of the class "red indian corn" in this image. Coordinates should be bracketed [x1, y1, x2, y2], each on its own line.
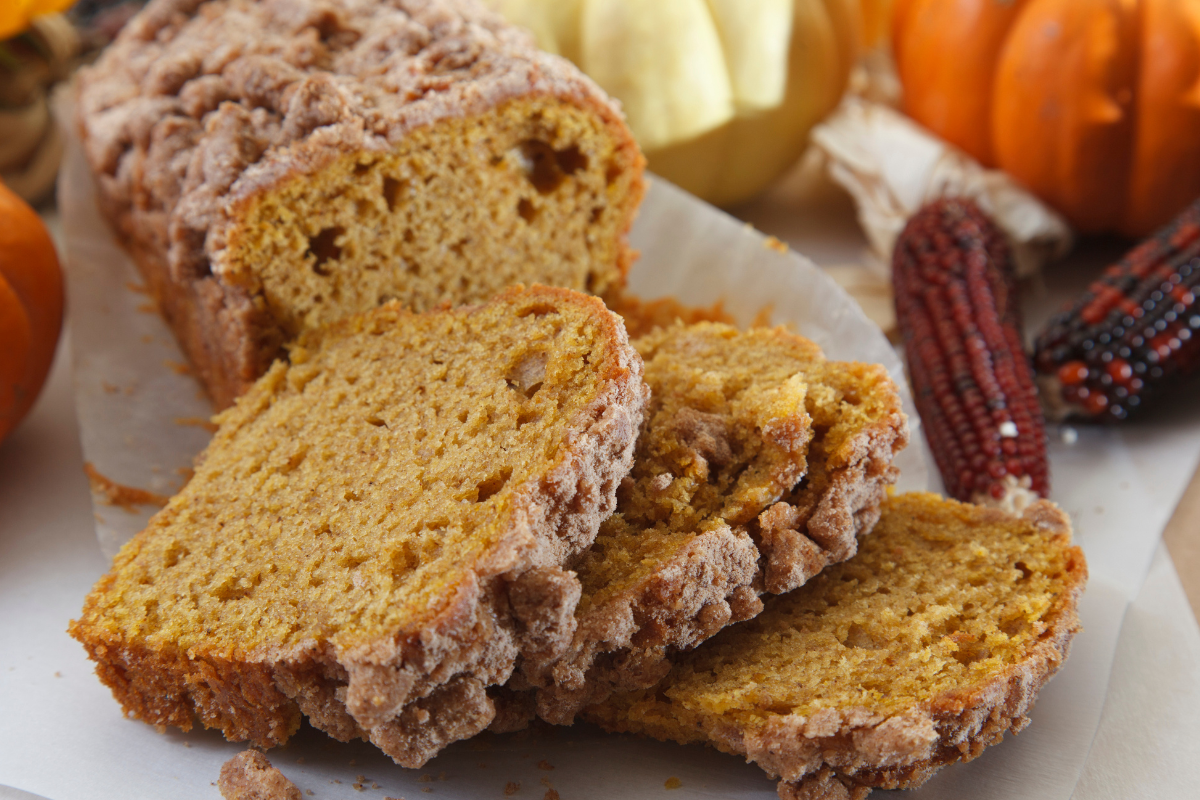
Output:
[1034, 197, 1200, 421]
[893, 199, 1049, 507]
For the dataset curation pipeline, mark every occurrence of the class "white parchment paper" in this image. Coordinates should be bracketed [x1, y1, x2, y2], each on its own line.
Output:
[45, 108, 1200, 800]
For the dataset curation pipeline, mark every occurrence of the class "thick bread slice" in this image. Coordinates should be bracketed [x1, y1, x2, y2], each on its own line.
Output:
[78, 0, 644, 408]
[511, 323, 907, 725]
[69, 286, 647, 768]
[586, 493, 1088, 800]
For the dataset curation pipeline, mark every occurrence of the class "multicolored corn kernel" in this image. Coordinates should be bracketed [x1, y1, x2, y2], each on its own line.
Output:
[1034, 198, 1200, 422]
[893, 199, 1049, 508]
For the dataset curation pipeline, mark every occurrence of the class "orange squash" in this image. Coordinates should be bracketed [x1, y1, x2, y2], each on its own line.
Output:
[0, 178, 63, 445]
[894, 0, 1200, 237]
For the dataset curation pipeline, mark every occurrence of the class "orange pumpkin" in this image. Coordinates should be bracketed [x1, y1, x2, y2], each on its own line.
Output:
[893, 0, 1200, 237]
[1, 178, 63, 445]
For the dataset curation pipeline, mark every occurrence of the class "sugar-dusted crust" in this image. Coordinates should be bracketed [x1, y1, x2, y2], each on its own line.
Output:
[771, 501, 1085, 799]
[587, 498, 1085, 800]
[501, 325, 907, 727]
[70, 287, 648, 767]
[78, 0, 643, 408]
[523, 524, 765, 725]
[218, 750, 301, 800]
[754, 387, 909, 595]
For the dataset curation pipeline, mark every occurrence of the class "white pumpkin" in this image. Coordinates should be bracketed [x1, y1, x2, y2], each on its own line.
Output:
[492, 0, 861, 206]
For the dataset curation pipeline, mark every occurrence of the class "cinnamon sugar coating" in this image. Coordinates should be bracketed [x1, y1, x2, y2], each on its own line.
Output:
[587, 493, 1087, 800]
[79, 0, 644, 407]
[69, 287, 647, 767]
[509, 323, 907, 725]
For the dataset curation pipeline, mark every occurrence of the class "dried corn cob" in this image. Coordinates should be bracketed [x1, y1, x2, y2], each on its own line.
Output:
[894, 199, 1049, 508]
[1034, 198, 1200, 421]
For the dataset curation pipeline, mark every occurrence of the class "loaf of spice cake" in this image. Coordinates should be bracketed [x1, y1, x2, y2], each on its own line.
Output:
[500, 322, 908, 726]
[587, 492, 1087, 799]
[69, 286, 647, 768]
[78, 0, 645, 408]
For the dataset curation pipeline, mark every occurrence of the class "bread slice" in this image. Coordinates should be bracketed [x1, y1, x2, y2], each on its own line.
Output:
[586, 493, 1088, 799]
[69, 286, 647, 768]
[78, 0, 644, 408]
[509, 323, 908, 725]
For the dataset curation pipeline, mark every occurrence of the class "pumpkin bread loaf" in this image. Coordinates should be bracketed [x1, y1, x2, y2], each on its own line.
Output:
[510, 323, 908, 726]
[78, 0, 644, 408]
[69, 286, 647, 768]
[586, 492, 1087, 800]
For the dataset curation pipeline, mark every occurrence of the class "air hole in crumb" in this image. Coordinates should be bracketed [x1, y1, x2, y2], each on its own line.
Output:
[476, 468, 512, 502]
[1014, 561, 1033, 581]
[308, 226, 344, 276]
[516, 140, 569, 194]
[517, 197, 537, 223]
[354, 161, 372, 175]
[383, 176, 405, 212]
[403, 228, 415, 244]
[366, 417, 387, 427]
[518, 303, 558, 318]
[506, 351, 549, 398]
[590, 206, 604, 224]
[555, 144, 587, 175]
[457, 409, 469, 423]
[605, 161, 622, 185]
[843, 624, 881, 649]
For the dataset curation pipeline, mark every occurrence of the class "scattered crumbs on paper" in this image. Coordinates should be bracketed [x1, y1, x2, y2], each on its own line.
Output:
[353, 782, 363, 792]
[137, 301, 158, 314]
[182, 741, 190, 748]
[356, 775, 367, 783]
[372, 783, 381, 790]
[101, 381, 120, 394]
[539, 777, 553, 789]
[1061, 427, 1079, 445]
[175, 416, 219, 432]
[418, 774, 433, 783]
[665, 777, 682, 790]
[53, 671, 62, 678]
[306, 792, 314, 797]
[504, 781, 519, 796]
[125, 281, 151, 295]
[331, 779, 342, 785]
[83, 462, 170, 512]
[543, 790, 559, 800]
[165, 359, 192, 376]
[763, 235, 788, 254]
[536, 760, 554, 771]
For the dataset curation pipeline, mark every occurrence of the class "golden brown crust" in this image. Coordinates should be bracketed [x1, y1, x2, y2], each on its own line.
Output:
[70, 286, 648, 767]
[78, 0, 644, 408]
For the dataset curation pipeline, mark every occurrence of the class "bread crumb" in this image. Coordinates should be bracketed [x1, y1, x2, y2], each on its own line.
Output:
[183, 741, 191, 748]
[750, 304, 774, 328]
[218, 751, 301, 800]
[763, 236, 788, 254]
[421, 789, 431, 794]
[418, 774, 433, 783]
[165, 359, 192, 375]
[543, 790, 559, 800]
[504, 781, 519, 796]
[536, 761, 554, 771]
[373, 783, 381, 790]
[83, 463, 170, 512]
[664, 777, 682, 790]
[137, 301, 157, 314]
[126, 281, 151, 295]
[53, 671, 62, 678]
[306, 792, 314, 797]
[539, 777, 553, 788]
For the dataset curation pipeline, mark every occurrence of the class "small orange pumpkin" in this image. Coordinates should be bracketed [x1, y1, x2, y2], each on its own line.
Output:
[1, 178, 63, 445]
[893, 0, 1200, 237]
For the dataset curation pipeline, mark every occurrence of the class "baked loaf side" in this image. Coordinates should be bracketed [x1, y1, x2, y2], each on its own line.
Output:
[517, 323, 906, 725]
[79, 0, 644, 407]
[69, 286, 647, 768]
[754, 357, 910, 595]
[586, 493, 1088, 799]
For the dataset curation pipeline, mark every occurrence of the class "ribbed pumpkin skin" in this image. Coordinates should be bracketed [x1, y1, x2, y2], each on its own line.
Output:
[0, 179, 63, 445]
[894, 0, 1200, 238]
